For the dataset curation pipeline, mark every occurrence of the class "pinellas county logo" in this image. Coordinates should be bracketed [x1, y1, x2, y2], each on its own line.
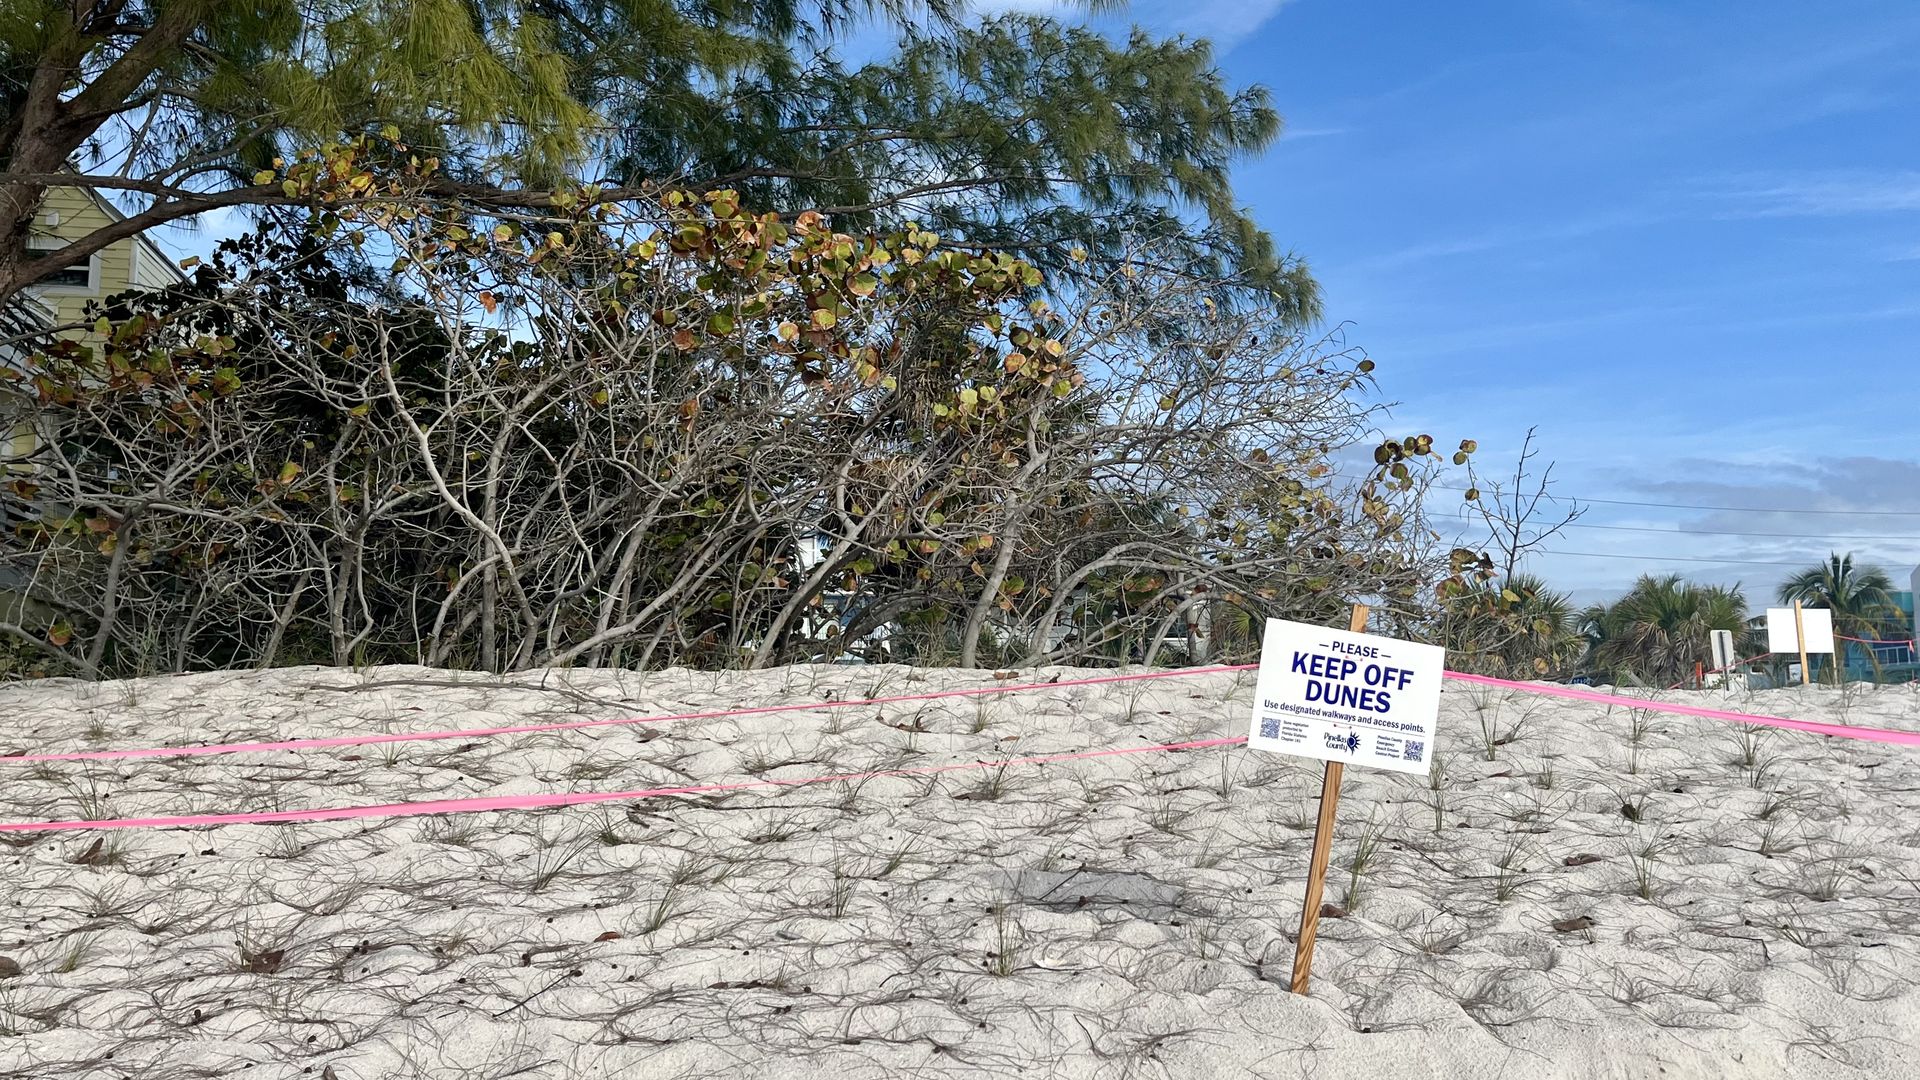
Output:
[1322, 731, 1361, 754]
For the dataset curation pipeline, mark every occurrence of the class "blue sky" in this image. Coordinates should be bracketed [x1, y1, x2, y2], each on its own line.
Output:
[1076, 0, 1920, 607]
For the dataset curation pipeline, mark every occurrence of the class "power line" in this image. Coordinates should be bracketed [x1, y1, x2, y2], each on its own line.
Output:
[1542, 549, 1833, 568]
[1436, 482, 1920, 517]
[1341, 473, 1920, 517]
[1564, 522, 1920, 542]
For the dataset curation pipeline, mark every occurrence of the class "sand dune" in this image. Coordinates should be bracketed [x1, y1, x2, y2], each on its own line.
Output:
[0, 664, 1914, 1079]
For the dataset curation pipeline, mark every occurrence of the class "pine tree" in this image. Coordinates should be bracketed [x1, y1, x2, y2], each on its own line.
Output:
[0, 2, 1310, 317]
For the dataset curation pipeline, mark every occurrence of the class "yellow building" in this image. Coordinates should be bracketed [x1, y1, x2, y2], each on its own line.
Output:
[6, 187, 186, 471]
[24, 185, 186, 327]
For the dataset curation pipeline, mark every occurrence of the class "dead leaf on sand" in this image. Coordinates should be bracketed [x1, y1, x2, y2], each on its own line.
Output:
[241, 947, 286, 974]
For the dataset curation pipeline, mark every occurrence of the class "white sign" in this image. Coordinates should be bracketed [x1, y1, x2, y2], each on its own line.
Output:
[1247, 618, 1445, 776]
[1710, 629, 1736, 672]
[1766, 607, 1834, 654]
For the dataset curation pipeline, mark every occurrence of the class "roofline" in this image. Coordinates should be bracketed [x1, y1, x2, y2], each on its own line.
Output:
[70, 184, 190, 284]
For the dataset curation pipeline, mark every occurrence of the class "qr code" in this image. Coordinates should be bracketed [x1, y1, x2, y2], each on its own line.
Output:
[1403, 739, 1425, 761]
[1259, 718, 1280, 739]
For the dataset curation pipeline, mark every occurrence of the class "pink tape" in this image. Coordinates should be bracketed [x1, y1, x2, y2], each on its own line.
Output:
[2, 664, 1259, 764]
[25, 658, 1917, 770]
[1442, 670, 1920, 746]
[0, 736, 1246, 833]
[1837, 633, 1917, 648]
[1663, 651, 1772, 690]
[5, 664, 1918, 834]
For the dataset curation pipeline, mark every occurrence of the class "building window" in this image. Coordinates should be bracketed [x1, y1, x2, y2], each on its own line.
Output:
[24, 236, 98, 292]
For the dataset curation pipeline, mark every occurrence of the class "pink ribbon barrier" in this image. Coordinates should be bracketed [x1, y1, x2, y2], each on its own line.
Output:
[1663, 651, 1773, 690]
[17, 660, 1915, 769]
[0, 664, 1259, 765]
[0, 736, 1245, 834]
[3, 662, 1916, 833]
[1836, 633, 1917, 649]
[1443, 670, 1920, 747]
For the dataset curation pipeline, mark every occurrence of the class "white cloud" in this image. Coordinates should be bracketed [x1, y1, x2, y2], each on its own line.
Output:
[1335, 205, 1673, 276]
[1704, 171, 1920, 217]
[962, 0, 1297, 52]
[1368, 301, 1700, 359]
[970, 0, 1077, 12]
[1126, 0, 1296, 50]
[1529, 456, 1920, 603]
[1281, 126, 1350, 140]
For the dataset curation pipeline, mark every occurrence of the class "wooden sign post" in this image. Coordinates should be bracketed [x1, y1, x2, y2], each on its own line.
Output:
[1289, 603, 1369, 995]
[1246, 604, 1444, 997]
[1793, 600, 1811, 687]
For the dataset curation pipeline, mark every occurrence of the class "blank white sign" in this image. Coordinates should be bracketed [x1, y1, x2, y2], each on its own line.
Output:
[1766, 607, 1835, 654]
[1710, 628, 1737, 671]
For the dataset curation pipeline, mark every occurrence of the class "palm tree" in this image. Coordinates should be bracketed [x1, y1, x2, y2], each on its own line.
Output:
[1777, 553, 1902, 637]
[1777, 553, 1904, 682]
[1583, 574, 1749, 686]
[1441, 573, 1585, 678]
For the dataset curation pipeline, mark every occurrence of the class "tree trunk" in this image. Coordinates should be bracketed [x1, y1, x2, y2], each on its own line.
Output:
[0, 5, 199, 300]
[259, 572, 312, 669]
[959, 518, 1025, 669]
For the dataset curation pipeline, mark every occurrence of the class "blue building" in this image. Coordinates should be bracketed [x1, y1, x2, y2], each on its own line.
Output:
[1839, 585, 1916, 682]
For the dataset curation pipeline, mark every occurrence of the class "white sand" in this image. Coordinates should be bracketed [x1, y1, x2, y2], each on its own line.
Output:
[0, 664, 1915, 1079]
